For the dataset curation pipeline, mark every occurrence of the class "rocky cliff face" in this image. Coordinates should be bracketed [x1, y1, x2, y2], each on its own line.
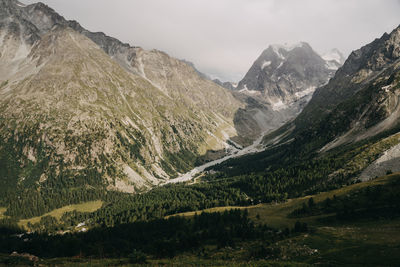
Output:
[236, 42, 334, 108]
[0, 0, 245, 195]
[233, 42, 338, 142]
[274, 25, 400, 153]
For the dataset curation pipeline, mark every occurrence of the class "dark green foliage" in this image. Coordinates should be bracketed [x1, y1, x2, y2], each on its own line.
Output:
[289, 177, 400, 221]
[0, 254, 34, 266]
[5, 188, 103, 219]
[5, 124, 399, 228]
[0, 210, 278, 259]
[0, 80, 9, 88]
[293, 221, 308, 233]
[115, 130, 145, 164]
[128, 249, 147, 264]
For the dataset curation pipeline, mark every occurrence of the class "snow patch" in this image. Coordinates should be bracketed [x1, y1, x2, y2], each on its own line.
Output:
[261, 60, 271, 69]
[325, 61, 339, 70]
[381, 85, 391, 92]
[322, 50, 342, 64]
[271, 43, 304, 52]
[239, 85, 260, 95]
[271, 43, 304, 59]
[16, 1, 27, 7]
[295, 86, 316, 98]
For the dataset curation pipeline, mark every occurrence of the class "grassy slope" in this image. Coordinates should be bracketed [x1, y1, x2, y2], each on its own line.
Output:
[3, 174, 400, 266]
[18, 200, 103, 229]
[160, 173, 400, 266]
[0, 207, 6, 219]
[170, 173, 398, 228]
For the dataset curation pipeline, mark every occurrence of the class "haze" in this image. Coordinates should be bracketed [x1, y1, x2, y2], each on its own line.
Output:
[22, 0, 400, 82]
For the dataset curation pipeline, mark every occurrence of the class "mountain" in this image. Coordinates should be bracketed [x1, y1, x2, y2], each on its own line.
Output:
[200, 26, 400, 211]
[213, 79, 237, 90]
[0, 0, 248, 197]
[322, 48, 346, 70]
[0, 4, 399, 264]
[180, 59, 210, 80]
[231, 42, 339, 142]
[291, 25, 400, 152]
[236, 42, 335, 107]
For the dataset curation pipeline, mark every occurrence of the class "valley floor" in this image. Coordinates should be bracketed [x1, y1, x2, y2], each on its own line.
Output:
[2, 173, 399, 266]
[164, 130, 269, 185]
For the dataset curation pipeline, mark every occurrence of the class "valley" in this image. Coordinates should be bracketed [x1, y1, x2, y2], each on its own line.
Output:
[0, 0, 400, 266]
[2, 172, 399, 266]
[164, 129, 269, 185]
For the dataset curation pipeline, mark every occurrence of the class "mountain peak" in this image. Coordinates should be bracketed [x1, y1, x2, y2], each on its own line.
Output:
[295, 24, 400, 148]
[269, 42, 310, 52]
[322, 48, 345, 64]
[337, 24, 400, 77]
[322, 48, 346, 70]
[263, 42, 312, 60]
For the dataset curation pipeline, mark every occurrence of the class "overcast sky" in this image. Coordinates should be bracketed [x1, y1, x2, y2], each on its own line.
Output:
[22, 0, 400, 82]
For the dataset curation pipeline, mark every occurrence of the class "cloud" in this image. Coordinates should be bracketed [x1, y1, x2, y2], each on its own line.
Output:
[22, 0, 400, 82]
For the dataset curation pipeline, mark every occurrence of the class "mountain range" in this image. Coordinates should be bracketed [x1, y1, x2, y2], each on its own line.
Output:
[0, 0, 347, 196]
[1, 0, 400, 264]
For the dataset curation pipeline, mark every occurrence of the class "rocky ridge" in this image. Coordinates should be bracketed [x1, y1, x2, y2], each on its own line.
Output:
[233, 42, 339, 141]
[293, 25, 400, 151]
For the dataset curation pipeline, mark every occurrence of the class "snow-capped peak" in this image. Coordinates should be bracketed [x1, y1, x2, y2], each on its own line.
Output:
[269, 42, 308, 60]
[270, 42, 305, 52]
[271, 42, 308, 52]
[322, 48, 345, 65]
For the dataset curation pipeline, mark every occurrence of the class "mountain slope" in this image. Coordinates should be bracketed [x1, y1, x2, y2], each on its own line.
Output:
[232, 42, 338, 142]
[204, 25, 400, 197]
[236, 42, 334, 108]
[213, 79, 237, 90]
[0, 0, 246, 201]
[291, 25, 400, 151]
[15, 1, 243, 130]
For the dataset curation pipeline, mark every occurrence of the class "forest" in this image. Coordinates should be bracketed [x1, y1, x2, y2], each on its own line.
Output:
[1, 125, 399, 232]
[0, 209, 308, 262]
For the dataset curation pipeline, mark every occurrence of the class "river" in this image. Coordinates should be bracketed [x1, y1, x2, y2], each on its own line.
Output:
[163, 131, 267, 185]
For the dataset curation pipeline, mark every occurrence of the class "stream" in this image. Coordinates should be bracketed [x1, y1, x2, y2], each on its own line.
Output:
[163, 131, 267, 185]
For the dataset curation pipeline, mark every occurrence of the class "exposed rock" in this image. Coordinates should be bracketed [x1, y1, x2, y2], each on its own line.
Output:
[0, 0, 247, 196]
[236, 42, 334, 106]
[359, 142, 400, 181]
[234, 42, 338, 143]
[293, 25, 400, 152]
